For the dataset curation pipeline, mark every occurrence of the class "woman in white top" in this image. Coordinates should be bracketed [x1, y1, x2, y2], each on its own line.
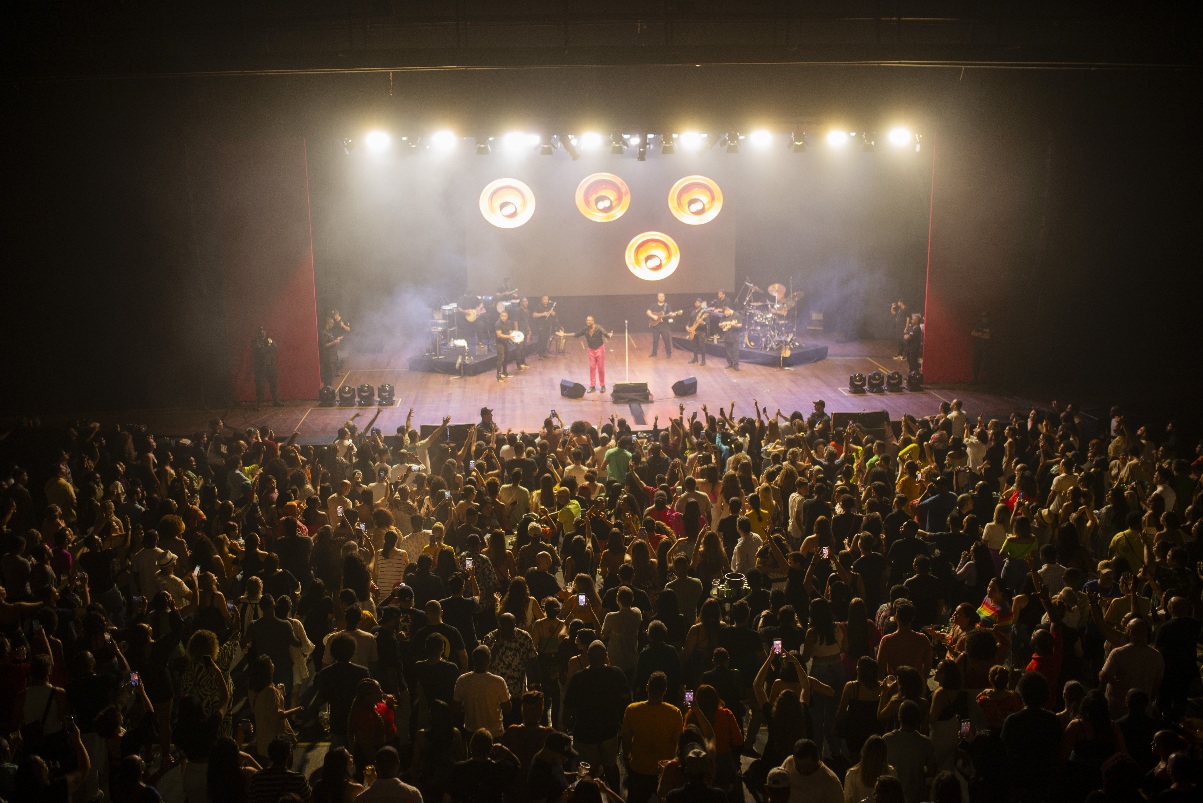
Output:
[246, 656, 301, 756]
[373, 529, 409, 603]
[18, 655, 67, 749]
[981, 504, 1011, 569]
[843, 734, 897, 803]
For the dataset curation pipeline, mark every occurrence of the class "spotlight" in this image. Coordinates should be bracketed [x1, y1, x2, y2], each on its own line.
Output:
[579, 132, 604, 151]
[749, 129, 772, 148]
[338, 384, 357, 405]
[637, 133, 648, 162]
[610, 132, 625, 155]
[476, 137, 490, 155]
[906, 370, 924, 391]
[377, 383, 395, 405]
[342, 138, 355, 155]
[430, 130, 457, 151]
[826, 130, 849, 148]
[887, 127, 913, 148]
[661, 134, 676, 155]
[502, 131, 534, 151]
[849, 373, 867, 394]
[357, 383, 375, 405]
[365, 130, 391, 153]
[790, 132, 807, 152]
[679, 131, 704, 152]
[725, 132, 741, 154]
[539, 135, 554, 156]
[319, 385, 337, 406]
[862, 132, 876, 152]
[867, 371, 885, 393]
[626, 134, 641, 145]
[886, 371, 904, 392]
[560, 135, 580, 160]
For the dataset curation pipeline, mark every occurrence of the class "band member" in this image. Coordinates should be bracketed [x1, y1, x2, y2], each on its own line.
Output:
[252, 326, 281, 408]
[495, 310, 520, 380]
[331, 309, 352, 335]
[646, 292, 679, 359]
[719, 308, 743, 371]
[531, 295, 558, 357]
[318, 316, 344, 388]
[891, 299, 908, 360]
[558, 316, 613, 393]
[903, 312, 924, 373]
[513, 297, 532, 369]
[457, 293, 490, 354]
[686, 298, 709, 365]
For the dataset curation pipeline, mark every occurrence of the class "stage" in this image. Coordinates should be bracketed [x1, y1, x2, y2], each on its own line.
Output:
[53, 333, 1039, 440]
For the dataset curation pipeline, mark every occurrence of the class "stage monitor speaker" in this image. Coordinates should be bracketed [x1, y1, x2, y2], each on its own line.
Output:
[560, 379, 586, 399]
[671, 377, 698, 397]
[611, 382, 652, 403]
[831, 410, 892, 442]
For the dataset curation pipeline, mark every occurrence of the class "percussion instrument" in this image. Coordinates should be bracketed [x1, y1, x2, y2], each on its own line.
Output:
[509, 331, 526, 344]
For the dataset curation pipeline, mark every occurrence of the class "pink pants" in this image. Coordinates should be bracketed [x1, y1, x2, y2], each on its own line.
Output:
[588, 345, 606, 387]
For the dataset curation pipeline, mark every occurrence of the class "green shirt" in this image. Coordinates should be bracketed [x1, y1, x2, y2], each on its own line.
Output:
[604, 446, 632, 483]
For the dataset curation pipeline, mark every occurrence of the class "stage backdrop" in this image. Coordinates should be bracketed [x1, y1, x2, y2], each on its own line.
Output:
[214, 139, 322, 401]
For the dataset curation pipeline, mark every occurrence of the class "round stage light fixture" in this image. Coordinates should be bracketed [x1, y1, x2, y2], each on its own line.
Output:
[377, 384, 395, 405]
[886, 371, 904, 392]
[906, 370, 924, 391]
[338, 384, 357, 405]
[430, 130, 457, 150]
[365, 130, 391, 153]
[679, 131, 705, 152]
[826, 130, 850, 148]
[625, 231, 681, 281]
[579, 132, 604, 151]
[887, 127, 913, 148]
[867, 371, 886, 393]
[357, 383, 375, 405]
[849, 373, 867, 394]
[668, 175, 723, 225]
[479, 178, 536, 228]
[749, 129, 772, 148]
[661, 134, 676, 155]
[319, 385, 337, 406]
[575, 173, 631, 222]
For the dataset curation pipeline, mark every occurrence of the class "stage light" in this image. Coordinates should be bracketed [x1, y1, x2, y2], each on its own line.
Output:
[906, 371, 924, 391]
[560, 135, 580, 160]
[679, 131, 705, 152]
[725, 132, 741, 154]
[626, 134, 641, 145]
[661, 134, 676, 155]
[886, 371, 904, 392]
[610, 132, 625, 155]
[476, 137, 491, 155]
[503, 131, 538, 151]
[539, 135, 555, 156]
[862, 132, 876, 152]
[637, 135, 648, 162]
[580, 132, 604, 151]
[357, 383, 375, 405]
[849, 373, 867, 394]
[888, 127, 913, 148]
[319, 385, 337, 406]
[826, 130, 849, 148]
[867, 371, 886, 393]
[338, 384, 357, 405]
[377, 384, 395, 405]
[749, 129, 772, 148]
[365, 130, 391, 152]
[342, 138, 355, 155]
[790, 132, 807, 152]
[430, 130, 457, 151]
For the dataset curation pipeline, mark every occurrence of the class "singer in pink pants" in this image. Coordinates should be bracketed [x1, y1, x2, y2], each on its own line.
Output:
[560, 315, 614, 393]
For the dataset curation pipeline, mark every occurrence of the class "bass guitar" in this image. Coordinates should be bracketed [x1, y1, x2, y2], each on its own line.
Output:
[685, 307, 711, 338]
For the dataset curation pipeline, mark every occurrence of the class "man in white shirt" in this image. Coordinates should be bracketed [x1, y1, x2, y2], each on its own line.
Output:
[562, 450, 590, 487]
[333, 427, 356, 463]
[672, 475, 710, 516]
[453, 645, 512, 739]
[780, 738, 843, 803]
[601, 588, 642, 673]
[497, 470, 532, 527]
[131, 530, 167, 597]
[945, 399, 968, 439]
[322, 606, 380, 669]
[730, 517, 763, 574]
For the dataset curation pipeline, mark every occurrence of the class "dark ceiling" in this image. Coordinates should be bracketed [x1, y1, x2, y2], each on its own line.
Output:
[7, 0, 1201, 79]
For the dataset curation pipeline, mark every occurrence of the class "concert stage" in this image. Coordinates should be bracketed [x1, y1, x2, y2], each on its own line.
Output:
[670, 336, 828, 368]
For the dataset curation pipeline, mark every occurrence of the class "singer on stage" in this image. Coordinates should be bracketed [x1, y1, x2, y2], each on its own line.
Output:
[558, 316, 613, 393]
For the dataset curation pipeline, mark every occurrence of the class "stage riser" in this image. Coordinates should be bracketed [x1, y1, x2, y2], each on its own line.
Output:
[407, 354, 498, 376]
[670, 337, 828, 367]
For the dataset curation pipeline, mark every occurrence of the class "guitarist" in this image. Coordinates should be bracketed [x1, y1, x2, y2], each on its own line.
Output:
[686, 298, 710, 366]
[494, 309, 521, 381]
[718, 307, 744, 371]
[646, 292, 681, 359]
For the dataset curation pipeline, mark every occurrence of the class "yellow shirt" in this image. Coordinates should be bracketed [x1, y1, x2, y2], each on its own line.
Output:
[621, 700, 683, 775]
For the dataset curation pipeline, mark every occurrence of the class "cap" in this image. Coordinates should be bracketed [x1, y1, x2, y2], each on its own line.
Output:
[813, 399, 825, 407]
[766, 767, 791, 789]
[683, 747, 710, 776]
[544, 731, 577, 758]
[481, 407, 493, 416]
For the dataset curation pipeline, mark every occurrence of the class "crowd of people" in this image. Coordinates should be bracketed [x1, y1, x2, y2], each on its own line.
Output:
[0, 396, 1200, 803]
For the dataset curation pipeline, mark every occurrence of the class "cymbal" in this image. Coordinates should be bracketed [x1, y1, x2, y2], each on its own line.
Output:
[767, 283, 787, 300]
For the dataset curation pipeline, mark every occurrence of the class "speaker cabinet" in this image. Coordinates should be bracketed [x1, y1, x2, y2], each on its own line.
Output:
[560, 379, 586, 399]
[611, 382, 652, 403]
[671, 377, 698, 397]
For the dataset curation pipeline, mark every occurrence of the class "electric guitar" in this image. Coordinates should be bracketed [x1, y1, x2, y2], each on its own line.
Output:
[647, 308, 684, 326]
[718, 317, 743, 332]
[685, 307, 712, 338]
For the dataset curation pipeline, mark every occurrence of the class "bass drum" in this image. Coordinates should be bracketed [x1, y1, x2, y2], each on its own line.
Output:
[744, 328, 769, 350]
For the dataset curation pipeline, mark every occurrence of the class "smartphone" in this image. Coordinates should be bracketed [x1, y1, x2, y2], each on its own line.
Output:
[32, 620, 43, 633]
[228, 601, 238, 613]
[959, 719, 971, 739]
[551, 409, 557, 417]
[469, 460, 476, 470]
[578, 593, 587, 607]
[337, 505, 344, 516]
[465, 556, 474, 571]
[684, 690, 694, 709]
[820, 546, 830, 560]
[192, 565, 201, 577]
[444, 490, 452, 501]
[358, 522, 367, 532]
[772, 638, 783, 655]
[130, 672, 140, 687]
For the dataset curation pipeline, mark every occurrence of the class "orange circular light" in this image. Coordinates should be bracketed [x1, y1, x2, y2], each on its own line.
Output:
[668, 175, 723, 225]
[625, 231, 681, 281]
[574, 173, 631, 222]
[479, 178, 535, 228]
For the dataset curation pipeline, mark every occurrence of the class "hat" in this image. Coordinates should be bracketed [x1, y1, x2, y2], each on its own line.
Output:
[156, 551, 178, 569]
[481, 407, 493, 417]
[683, 747, 710, 777]
[544, 731, 577, 758]
[766, 767, 791, 789]
[813, 399, 825, 407]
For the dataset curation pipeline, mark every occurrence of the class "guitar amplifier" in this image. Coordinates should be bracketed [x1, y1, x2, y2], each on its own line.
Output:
[610, 382, 652, 403]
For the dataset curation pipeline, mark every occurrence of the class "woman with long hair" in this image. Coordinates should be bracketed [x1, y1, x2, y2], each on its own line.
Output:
[682, 598, 725, 685]
[681, 497, 706, 541]
[563, 573, 603, 627]
[181, 629, 232, 735]
[956, 542, 996, 605]
[373, 528, 408, 603]
[629, 539, 659, 603]
[802, 597, 846, 760]
[246, 656, 300, 757]
[835, 657, 885, 761]
[999, 516, 1039, 592]
[599, 529, 626, 582]
[928, 659, 969, 771]
[312, 747, 365, 803]
[347, 678, 394, 776]
[682, 685, 743, 796]
[976, 664, 1022, 731]
[843, 735, 897, 803]
[841, 598, 881, 680]
[690, 528, 728, 593]
[498, 576, 542, 631]
[651, 588, 688, 646]
[530, 597, 567, 726]
[485, 530, 516, 588]
[563, 535, 594, 584]
[877, 666, 926, 731]
[1062, 689, 1127, 799]
[410, 699, 465, 803]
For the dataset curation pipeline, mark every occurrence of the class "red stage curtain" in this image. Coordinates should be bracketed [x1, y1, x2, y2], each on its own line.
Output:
[214, 138, 321, 401]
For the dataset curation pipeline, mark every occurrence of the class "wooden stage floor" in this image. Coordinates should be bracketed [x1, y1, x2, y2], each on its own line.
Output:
[63, 334, 1039, 440]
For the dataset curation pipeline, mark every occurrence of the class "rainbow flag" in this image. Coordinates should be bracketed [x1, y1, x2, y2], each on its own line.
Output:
[978, 596, 1014, 629]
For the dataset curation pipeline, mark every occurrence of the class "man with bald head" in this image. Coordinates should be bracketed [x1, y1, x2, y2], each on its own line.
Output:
[1101, 617, 1164, 718]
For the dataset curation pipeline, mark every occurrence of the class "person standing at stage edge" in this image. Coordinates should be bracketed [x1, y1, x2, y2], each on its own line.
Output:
[495, 309, 521, 381]
[252, 326, 283, 408]
[558, 316, 613, 394]
[646, 292, 678, 359]
[903, 312, 924, 374]
[319, 315, 345, 389]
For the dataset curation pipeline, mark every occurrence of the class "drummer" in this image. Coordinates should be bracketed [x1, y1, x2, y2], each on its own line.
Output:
[767, 283, 791, 316]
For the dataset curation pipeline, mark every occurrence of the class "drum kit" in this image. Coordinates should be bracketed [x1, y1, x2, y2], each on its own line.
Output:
[428, 291, 524, 357]
[742, 282, 803, 354]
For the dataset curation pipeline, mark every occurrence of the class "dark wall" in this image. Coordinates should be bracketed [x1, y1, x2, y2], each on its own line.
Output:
[1, 65, 1199, 413]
